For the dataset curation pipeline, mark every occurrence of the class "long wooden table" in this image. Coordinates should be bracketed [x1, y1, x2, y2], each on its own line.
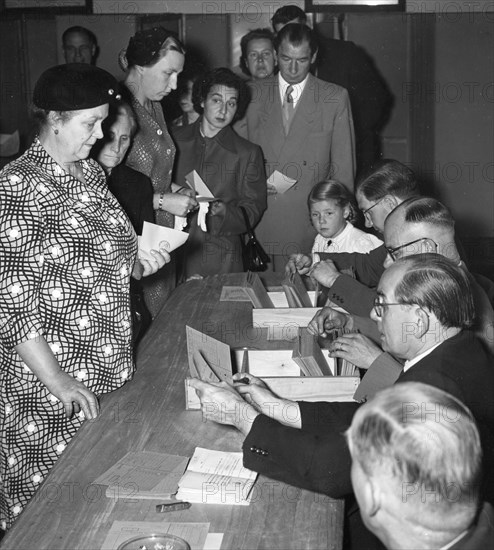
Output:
[1, 273, 344, 550]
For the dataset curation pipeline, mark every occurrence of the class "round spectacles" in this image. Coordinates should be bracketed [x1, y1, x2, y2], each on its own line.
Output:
[372, 298, 410, 318]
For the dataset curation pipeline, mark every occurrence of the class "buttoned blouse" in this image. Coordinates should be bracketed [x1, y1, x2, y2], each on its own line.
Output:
[124, 92, 176, 228]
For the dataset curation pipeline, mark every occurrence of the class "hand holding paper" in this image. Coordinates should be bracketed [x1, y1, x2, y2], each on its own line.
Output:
[267, 170, 297, 194]
[139, 221, 188, 261]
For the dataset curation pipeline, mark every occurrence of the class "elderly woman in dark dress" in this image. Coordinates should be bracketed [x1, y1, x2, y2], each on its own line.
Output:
[172, 68, 267, 279]
[120, 27, 198, 315]
[92, 100, 154, 344]
[0, 64, 168, 530]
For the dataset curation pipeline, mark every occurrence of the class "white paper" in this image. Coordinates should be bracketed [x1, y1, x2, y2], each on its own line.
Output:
[176, 447, 257, 506]
[185, 170, 215, 200]
[267, 170, 297, 194]
[139, 221, 188, 259]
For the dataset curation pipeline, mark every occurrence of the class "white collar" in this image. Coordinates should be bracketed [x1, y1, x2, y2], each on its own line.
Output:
[278, 73, 309, 107]
[403, 342, 442, 373]
[329, 221, 352, 244]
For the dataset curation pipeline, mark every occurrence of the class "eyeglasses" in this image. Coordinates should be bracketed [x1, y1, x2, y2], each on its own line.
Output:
[385, 237, 438, 261]
[372, 297, 410, 318]
[361, 197, 384, 217]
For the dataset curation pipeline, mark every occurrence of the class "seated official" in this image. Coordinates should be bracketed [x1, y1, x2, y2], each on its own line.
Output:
[306, 197, 494, 356]
[347, 382, 494, 549]
[189, 255, 494, 506]
[287, 159, 419, 306]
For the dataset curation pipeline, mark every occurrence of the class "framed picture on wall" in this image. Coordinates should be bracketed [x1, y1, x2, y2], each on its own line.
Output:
[3, 0, 92, 13]
[306, 0, 405, 12]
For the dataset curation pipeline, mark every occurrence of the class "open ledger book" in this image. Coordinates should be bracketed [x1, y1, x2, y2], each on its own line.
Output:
[176, 447, 257, 505]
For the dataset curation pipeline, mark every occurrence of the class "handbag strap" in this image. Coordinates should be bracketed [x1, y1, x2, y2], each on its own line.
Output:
[240, 206, 255, 236]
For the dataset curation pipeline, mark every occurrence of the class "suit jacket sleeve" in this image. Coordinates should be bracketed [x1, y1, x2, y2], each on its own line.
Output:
[325, 275, 375, 317]
[243, 407, 356, 497]
[319, 244, 386, 287]
[329, 87, 356, 190]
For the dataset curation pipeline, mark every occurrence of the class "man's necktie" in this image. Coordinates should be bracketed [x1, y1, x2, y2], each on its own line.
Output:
[282, 85, 294, 134]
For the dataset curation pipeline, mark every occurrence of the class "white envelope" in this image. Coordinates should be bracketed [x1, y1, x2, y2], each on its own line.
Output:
[267, 170, 297, 194]
[185, 170, 215, 201]
[138, 221, 188, 260]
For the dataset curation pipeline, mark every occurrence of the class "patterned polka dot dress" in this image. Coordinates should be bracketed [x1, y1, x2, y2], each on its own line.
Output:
[0, 139, 137, 529]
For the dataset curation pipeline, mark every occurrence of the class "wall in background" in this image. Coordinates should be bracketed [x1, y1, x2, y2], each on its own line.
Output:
[0, 6, 492, 241]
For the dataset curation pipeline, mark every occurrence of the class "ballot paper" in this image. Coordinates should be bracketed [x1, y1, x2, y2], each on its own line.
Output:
[185, 170, 215, 201]
[139, 221, 188, 260]
[185, 326, 232, 382]
[176, 447, 257, 505]
[93, 450, 188, 500]
[267, 170, 297, 194]
[101, 520, 210, 550]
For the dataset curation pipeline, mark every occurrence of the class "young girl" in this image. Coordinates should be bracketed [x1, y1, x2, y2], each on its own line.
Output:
[308, 180, 382, 259]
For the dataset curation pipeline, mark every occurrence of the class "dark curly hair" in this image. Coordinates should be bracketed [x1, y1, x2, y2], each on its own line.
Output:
[192, 68, 251, 123]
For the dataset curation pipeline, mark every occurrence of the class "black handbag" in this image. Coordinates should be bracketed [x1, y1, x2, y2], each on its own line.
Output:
[240, 206, 270, 272]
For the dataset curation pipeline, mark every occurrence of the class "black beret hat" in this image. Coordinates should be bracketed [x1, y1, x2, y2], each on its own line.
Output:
[33, 63, 120, 111]
[125, 27, 181, 67]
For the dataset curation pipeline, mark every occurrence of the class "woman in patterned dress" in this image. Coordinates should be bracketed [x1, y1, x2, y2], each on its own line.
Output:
[0, 64, 169, 530]
[120, 27, 198, 317]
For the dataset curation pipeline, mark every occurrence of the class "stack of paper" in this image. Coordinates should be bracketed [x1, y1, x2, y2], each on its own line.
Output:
[93, 450, 188, 500]
[220, 271, 274, 308]
[292, 328, 334, 376]
[282, 272, 313, 308]
[176, 447, 257, 506]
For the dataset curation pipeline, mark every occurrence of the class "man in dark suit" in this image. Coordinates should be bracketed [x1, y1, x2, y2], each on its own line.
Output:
[189, 254, 494, 505]
[235, 23, 355, 272]
[271, 5, 392, 172]
[347, 382, 494, 550]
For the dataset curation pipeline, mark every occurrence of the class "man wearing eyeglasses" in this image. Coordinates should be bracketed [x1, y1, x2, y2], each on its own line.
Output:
[286, 159, 419, 312]
[190, 253, 494, 549]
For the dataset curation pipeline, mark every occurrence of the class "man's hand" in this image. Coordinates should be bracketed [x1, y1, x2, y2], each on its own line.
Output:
[309, 260, 341, 288]
[233, 374, 301, 428]
[267, 184, 278, 196]
[285, 254, 312, 275]
[307, 307, 353, 338]
[188, 378, 259, 435]
[328, 333, 382, 370]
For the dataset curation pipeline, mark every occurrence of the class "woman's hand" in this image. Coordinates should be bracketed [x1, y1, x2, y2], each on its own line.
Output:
[328, 333, 382, 370]
[154, 192, 198, 217]
[210, 200, 226, 216]
[133, 243, 171, 279]
[307, 307, 353, 338]
[46, 370, 99, 420]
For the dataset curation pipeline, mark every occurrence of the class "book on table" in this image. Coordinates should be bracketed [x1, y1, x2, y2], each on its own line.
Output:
[176, 447, 258, 506]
